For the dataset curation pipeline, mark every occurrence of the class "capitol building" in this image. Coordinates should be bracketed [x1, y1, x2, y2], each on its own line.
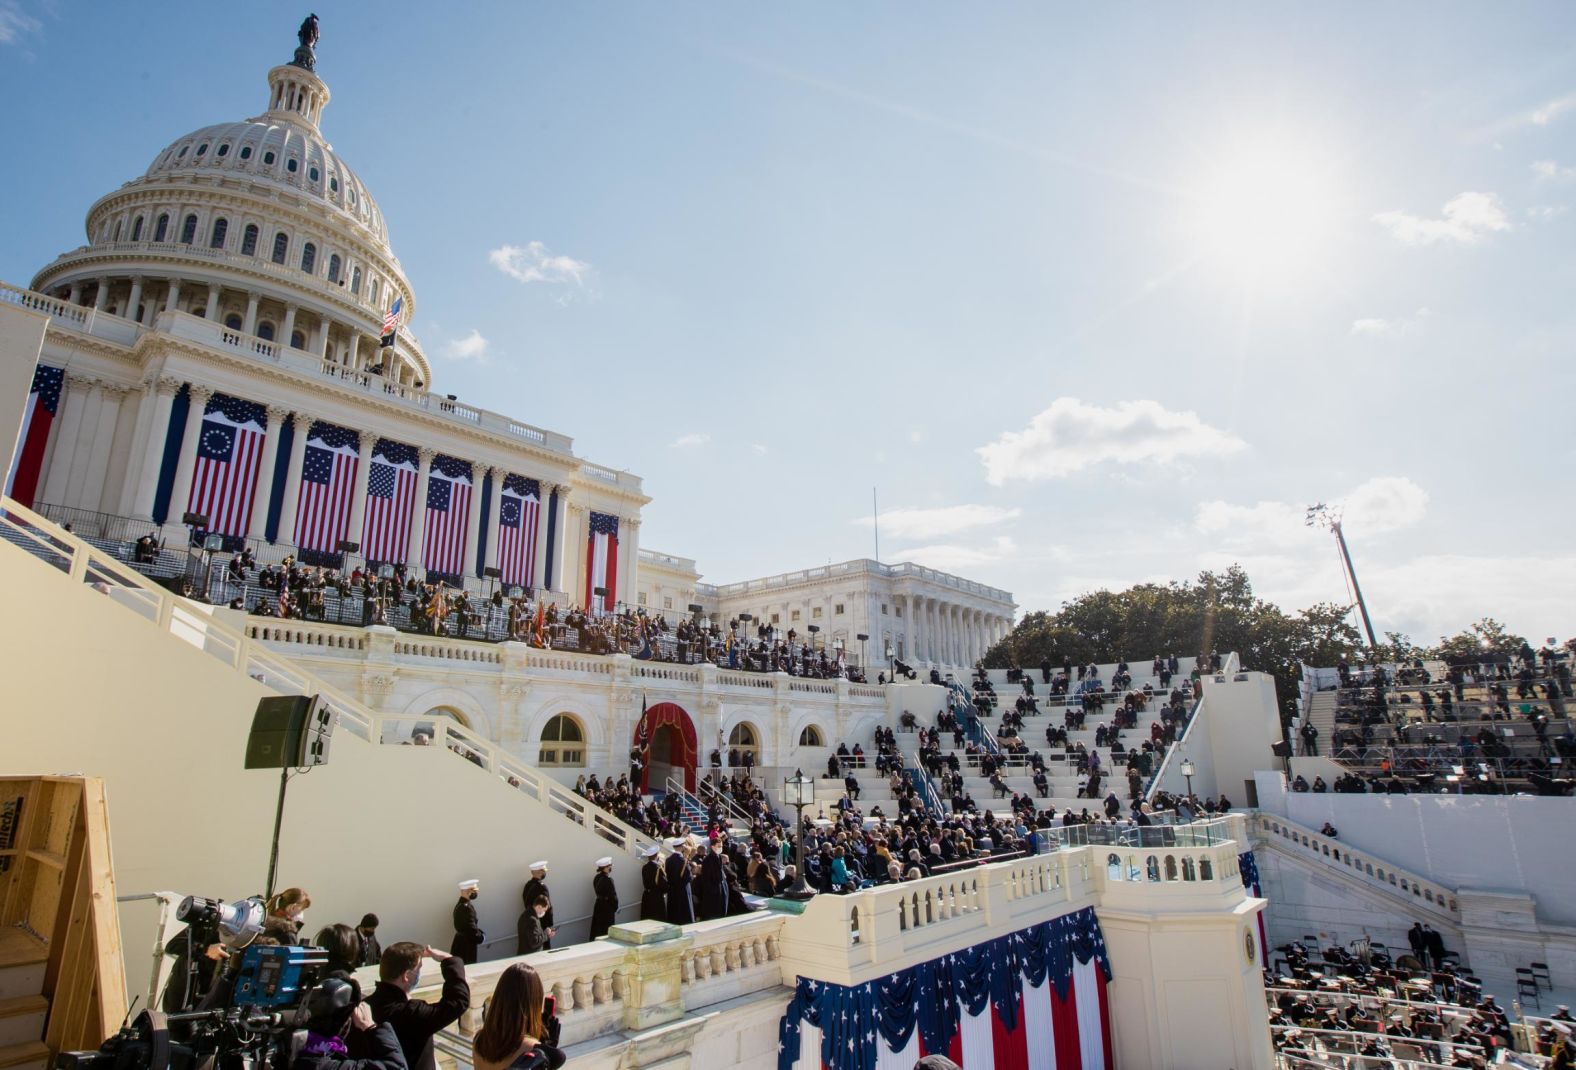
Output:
[2, 18, 1570, 1070]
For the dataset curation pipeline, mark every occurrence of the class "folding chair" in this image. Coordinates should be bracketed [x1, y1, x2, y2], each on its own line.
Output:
[1530, 961, 1552, 990]
[1515, 969, 1540, 1009]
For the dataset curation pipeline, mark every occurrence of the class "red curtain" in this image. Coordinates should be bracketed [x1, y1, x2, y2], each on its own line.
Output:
[636, 702, 697, 792]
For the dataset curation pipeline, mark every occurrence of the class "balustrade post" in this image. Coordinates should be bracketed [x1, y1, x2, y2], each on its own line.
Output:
[603, 922, 693, 1030]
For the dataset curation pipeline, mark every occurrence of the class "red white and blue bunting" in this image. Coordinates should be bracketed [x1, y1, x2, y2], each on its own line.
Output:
[778, 907, 1113, 1070]
[1240, 850, 1267, 968]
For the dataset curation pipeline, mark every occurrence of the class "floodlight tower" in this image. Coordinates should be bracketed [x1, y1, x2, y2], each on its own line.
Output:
[1305, 503, 1379, 651]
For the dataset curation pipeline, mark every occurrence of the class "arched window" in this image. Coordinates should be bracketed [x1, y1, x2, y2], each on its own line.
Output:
[326, 254, 341, 283]
[131, 216, 144, 242]
[1164, 855, 1179, 881]
[301, 242, 317, 274]
[263, 150, 276, 166]
[217, 143, 230, 158]
[1181, 857, 1197, 881]
[1107, 853, 1122, 881]
[286, 158, 298, 174]
[1146, 856, 1160, 882]
[728, 723, 759, 762]
[1199, 856, 1214, 881]
[196, 142, 208, 156]
[271, 232, 289, 265]
[538, 714, 585, 767]
[290, 330, 306, 350]
[241, 224, 259, 256]
[308, 165, 320, 183]
[225, 313, 243, 330]
[112, 220, 122, 241]
[798, 725, 824, 747]
[257, 322, 275, 342]
[239, 145, 253, 161]
[153, 214, 170, 243]
[180, 214, 198, 244]
[350, 266, 362, 294]
[209, 218, 228, 249]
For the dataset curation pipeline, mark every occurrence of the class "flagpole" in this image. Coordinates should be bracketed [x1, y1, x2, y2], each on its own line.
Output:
[872, 486, 879, 564]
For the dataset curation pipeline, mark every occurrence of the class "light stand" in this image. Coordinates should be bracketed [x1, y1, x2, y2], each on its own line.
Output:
[781, 770, 816, 899]
[857, 633, 869, 674]
[1306, 503, 1379, 652]
[886, 642, 895, 682]
[1179, 757, 1196, 803]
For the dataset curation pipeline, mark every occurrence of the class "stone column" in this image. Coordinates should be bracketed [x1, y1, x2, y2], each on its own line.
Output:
[319, 319, 334, 360]
[274, 413, 313, 546]
[247, 406, 289, 540]
[405, 447, 436, 569]
[464, 463, 489, 578]
[618, 517, 639, 609]
[349, 332, 362, 371]
[164, 279, 182, 313]
[62, 379, 108, 508]
[205, 285, 221, 320]
[130, 377, 182, 519]
[167, 384, 215, 519]
[114, 379, 157, 515]
[92, 278, 110, 312]
[549, 485, 571, 593]
[67, 282, 82, 305]
[483, 470, 505, 573]
[281, 305, 299, 349]
[38, 375, 89, 506]
[125, 277, 144, 323]
[530, 483, 551, 591]
[242, 292, 261, 336]
[81, 383, 128, 511]
[346, 433, 376, 549]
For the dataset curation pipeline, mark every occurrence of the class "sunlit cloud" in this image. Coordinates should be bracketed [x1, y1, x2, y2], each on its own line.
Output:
[979, 398, 1245, 484]
[488, 241, 591, 286]
[1372, 192, 1510, 246]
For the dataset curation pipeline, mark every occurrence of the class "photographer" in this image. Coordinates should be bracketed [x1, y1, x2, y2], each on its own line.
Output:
[358, 943, 469, 1070]
[266, 888, 313, 945]
[296, 978, 407, 1070]
[472, 964, 563, 1070]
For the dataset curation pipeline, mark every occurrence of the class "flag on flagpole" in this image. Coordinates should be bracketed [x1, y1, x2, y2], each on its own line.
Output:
[187, 393, 267, 537]
[5, 364, 64, 508]
[292, 421, 360, 554]
[380, 296, 403, 348]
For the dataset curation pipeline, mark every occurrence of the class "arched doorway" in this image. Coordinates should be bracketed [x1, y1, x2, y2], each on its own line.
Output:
[635, 702, 697, 794]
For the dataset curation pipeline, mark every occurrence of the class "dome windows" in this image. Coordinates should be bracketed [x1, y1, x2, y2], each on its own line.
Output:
[225, 313, 243, 330]
[217, 143, 230, 158]
[308, 165, 320, 183]
[239, 146, 253, 161]
[196, 142, 208, 156]
[286, 158, 298, 174]
[329, 176, 339, 194]
[180, 214, 198, 244]
[153, 214, 170, 243]
[241, 223, 259, 257]
[271, 232, 289, 265]
[209, 218, 228, 249]
[131, 216, 144, 242]
[112, 219, 122, 241]
[257, 322, 276, 342]
[301, 242, 317, 274]
[290, 330, 306, 350]
[263, 150, 276, 166]
[327, 254, 342, 283]
[177, 145, 188, 158]
[350, 267, 362, 295]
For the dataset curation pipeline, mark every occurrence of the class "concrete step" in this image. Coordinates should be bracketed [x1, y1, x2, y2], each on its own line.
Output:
[0, 1041, 49, 1070]
[0, 997, 47, 1049]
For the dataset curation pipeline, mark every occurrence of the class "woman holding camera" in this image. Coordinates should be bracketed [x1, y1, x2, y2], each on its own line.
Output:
[472, 963, 564, 1070]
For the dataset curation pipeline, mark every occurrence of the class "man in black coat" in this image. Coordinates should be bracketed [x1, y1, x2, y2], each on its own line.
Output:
[521, 862, 556, 949]
[356, 941, 469, 1070]
[639, 845, 667, 921]
[1422, 924, 1446, 969]
[590, 857, 619, 940]
[517, 896, 550, 955]
[698, 840, 731, 920]
[664, 839, 696, 925]
[449, 880, 482, 964]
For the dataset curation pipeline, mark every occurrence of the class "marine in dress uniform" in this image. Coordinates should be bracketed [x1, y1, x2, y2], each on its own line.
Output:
[639, 845, 667, 921]
[589, 857, 619, 940]
[521, 861, 554, 949]
[663, 839, 695, 925]
[450, 879, 483, 964]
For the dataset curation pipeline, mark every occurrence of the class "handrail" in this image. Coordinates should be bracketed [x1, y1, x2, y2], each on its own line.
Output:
[0, 496, 659, 860]
[1143, 692, 1206, 803]
[1250, 812, 1459, 919]
[688, 775, 754, 827]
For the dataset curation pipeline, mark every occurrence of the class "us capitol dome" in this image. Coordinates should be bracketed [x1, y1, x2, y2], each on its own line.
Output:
[30, 34, 429, 389]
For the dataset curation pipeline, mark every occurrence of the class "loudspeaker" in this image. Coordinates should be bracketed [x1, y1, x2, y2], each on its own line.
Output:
[336, 540, 360, 553]
[246, 695, 316, 769]
[301, 697, 338, 767]
[1270, 739, 1293, 759]
[483, 566, 502, 579]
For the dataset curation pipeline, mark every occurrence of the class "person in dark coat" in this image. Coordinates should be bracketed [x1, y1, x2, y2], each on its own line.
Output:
[590, 857, 619, 940]
[664, 839, 696, 925]
[356, 914, 383, 969]
[1407, 921, 1426, 962]
[450, 880, 483, 964]
[298, 977, 408, 1070]
[639, 845, 667, 921]
[517, 896, 550, 956]
[520, 862, 555, 949]
[355, 942, 469, 1070]
[698, 840, 731, 920]
[1422, 924, 1446, 969]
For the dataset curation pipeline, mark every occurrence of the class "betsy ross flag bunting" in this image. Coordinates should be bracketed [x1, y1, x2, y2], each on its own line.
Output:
[5, 364, 64, 508]
[292, 421, 361, 554]
[585, 510, 619, 613]
[188, 393, 267, 537]
[496, 474, 540, 588]
[361, 439, 418, 564]
[380, 297, 403, 348]
[422, 454, 473, 577]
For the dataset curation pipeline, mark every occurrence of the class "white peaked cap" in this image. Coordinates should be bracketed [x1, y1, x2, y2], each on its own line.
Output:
[458, 879, 479, 890]
[595, 856, 614, 868]
[529, 860, 549, 871]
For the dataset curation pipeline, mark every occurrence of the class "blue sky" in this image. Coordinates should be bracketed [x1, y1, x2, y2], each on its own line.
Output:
[3, 2, 1574, 645]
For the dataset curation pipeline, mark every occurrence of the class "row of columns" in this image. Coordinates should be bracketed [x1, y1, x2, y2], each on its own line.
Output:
[896, 594, 1013, 668]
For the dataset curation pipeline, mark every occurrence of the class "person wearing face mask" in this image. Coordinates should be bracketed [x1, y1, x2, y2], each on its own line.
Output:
[697, 837, 731, 920]
[450, 880, 484, 964]
[354, 942, 470, 1070]
[519, 863, 555, 949]
[517, 896, 551, 956]
[293, 977, 404, 1070]
[265, 887, 312, 945]
[589, 858, 618, 940]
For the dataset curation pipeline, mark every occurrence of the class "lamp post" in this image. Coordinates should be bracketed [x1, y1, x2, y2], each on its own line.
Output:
[807, 623, 820, 651]
[886, 641, 895, 681]
[856, 633, 869, 673]
[1179, 757, 1196, 802]
[781, 770, 816, 900]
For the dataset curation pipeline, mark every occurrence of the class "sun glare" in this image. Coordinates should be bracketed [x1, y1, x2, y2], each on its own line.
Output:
[1183, 138, 1347, 287]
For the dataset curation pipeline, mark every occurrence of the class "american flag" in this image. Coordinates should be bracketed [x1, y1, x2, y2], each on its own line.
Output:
[495, 473, 540, 588]
[292, 421, 361, 554]
[187, 393, 266, 537]
[585, 510, 619, 613]
[4, 364, 64, 508]
[380, 296, 403, 348]
[361, 439, 418, 564]
[423, 454, 473, 576]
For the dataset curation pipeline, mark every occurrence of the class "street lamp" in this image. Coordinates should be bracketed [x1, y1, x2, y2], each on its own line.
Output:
[1179, 757, 1196, 801]
[856, 633, 869, 672]
[885, 641, 895, 681]
[781, 770, 816, 900]
[807, 623, 820, 651]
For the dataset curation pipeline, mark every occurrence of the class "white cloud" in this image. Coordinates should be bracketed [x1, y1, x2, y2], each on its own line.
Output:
[890, 536, 1017, 572]
[909, 430, 923, 443]
[1350, 307, 1430, 338]
[0, 2, 40, 45]
[1342, 476, 1430, 534]
[856, 504, 1021, 540]
[1372, 192, 1510, 246]
[1528, 204, 1569, 221]
[750, 443, 768, 456]
[978, 398, 1246, 485]
[1195, 476, 1429, 550]
[488, 241, 591, 286]
[441, 329, 490, 362]
[670, 432, 710, 449]
[1532, 93, 1576, 127]
[1532, 160, 1576, 182]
